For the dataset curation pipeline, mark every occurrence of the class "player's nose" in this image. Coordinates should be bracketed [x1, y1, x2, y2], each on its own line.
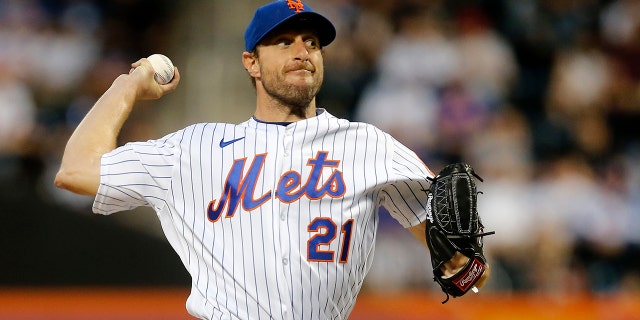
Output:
[291, 38, 310, 61]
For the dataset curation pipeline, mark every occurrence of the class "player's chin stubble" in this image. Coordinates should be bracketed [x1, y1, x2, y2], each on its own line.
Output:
[261, 69, 322, 115]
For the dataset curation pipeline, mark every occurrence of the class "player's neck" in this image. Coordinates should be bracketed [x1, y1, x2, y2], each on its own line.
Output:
[254, 98, 317, 123]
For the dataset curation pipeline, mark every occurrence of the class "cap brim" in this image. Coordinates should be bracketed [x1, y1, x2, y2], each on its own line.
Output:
[255, 12, 336, 49]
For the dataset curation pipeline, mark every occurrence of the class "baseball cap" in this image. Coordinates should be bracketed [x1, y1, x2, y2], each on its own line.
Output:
[244, 0, 336, 51]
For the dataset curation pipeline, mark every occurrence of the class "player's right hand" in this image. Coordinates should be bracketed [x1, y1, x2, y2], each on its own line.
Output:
[127, 58, 180, 101]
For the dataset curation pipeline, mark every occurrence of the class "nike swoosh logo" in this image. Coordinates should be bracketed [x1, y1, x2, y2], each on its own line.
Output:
[219, 137, 245, 148]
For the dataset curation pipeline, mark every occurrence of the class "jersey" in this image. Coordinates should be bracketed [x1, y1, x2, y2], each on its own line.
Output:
[93, 109, 432, 320]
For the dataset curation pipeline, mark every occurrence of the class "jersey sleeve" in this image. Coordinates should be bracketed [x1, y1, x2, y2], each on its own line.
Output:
[379, 136, 434, 228]
[93, 133, 179, 215]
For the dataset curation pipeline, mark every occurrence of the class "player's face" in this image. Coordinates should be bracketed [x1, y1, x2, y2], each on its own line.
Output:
[255, 30, 324, 108]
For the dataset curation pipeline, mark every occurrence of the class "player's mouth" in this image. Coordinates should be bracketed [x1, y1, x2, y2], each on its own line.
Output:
[285, 68, 315, 85]
[288, 69, 313, 77]
[285, 62, 315, 74]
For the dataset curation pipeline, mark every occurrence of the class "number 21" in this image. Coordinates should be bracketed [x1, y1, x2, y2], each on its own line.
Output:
[307, 218, 354, 263]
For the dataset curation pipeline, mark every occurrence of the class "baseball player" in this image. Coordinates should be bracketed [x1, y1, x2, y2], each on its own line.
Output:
[55, 0, 490, 319]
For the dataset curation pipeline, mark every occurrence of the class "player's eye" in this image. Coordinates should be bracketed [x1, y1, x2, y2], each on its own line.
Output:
[305, 39, 319, 49]
[276, 38, 292, 46]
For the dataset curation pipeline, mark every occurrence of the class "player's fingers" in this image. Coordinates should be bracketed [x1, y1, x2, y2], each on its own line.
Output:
[130, 58, 145, 69]
[128, 66, 152, 78]
[128, 57, 178, 98]
[160, 66, 180, 92]
[171, 66, 181, 83]
[173, 66, 180, 80]
[129, 58, 155, 77]
[440, 251, 468, 277]
[475, 263, 491, 288]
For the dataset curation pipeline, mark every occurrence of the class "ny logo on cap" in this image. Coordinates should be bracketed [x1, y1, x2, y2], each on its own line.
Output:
[287, 0, 304, 13]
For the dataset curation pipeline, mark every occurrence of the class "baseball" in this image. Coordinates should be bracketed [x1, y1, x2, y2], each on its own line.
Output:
[147, 53, 174, 84]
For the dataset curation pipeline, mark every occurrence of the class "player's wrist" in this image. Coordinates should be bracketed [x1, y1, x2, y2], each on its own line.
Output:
[109, 75, 143, 105]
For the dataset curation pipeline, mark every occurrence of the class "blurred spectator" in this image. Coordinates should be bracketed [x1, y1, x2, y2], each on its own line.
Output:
[600, 0, 640, 154]
[533, 154, 632, 293]
[315, 0, 389, 119]
[436, 80, 492, 163]
[466, 107, 533, 180]
[545, 27, 615, 163]
[355, 3, 459, 161]
[600, 0, 640, 48]
[469, 108, 536, 291]
[547, 34, 613, 120]
[454, 4, 518, 111]
[0, 60, 37, 179]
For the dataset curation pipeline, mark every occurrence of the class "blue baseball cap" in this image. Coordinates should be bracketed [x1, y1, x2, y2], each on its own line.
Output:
[244, 0, 336, 51]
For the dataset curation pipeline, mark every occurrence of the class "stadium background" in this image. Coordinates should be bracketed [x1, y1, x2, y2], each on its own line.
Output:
[1, 0, 639, 318]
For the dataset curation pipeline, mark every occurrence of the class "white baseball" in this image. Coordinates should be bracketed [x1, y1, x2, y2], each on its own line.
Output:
[147, 53, 174, 84]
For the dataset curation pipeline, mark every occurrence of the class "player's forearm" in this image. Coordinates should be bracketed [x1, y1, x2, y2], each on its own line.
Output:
[55, 57, 179, 196]
[408, 221, 428, 248]
[55, 75, 138, 196]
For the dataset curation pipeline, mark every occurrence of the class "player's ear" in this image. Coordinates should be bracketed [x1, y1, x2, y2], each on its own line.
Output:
[242, 51, 260, 77]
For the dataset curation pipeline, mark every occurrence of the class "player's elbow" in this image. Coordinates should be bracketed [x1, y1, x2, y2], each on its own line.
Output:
[54, 167, 98, 196]
[54, 168, 74, 190]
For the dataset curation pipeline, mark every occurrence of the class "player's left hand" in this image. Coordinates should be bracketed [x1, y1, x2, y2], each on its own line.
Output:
[425, 163, 495, 303]
[441, 252, 490, 288]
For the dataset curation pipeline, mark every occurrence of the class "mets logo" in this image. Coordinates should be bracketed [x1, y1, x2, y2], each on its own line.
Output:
[207, 151, 346, 222]
[287, 0, 304, 13]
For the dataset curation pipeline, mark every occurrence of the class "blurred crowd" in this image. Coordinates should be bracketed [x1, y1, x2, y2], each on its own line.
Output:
[316, 0, 640, 295]
[1, 0, 639, 296]
[0, 0, 173, 201]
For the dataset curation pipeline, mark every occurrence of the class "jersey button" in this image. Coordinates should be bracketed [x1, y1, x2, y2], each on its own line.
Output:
[282, 258, 289, 265]
[280, 214, 286, 221]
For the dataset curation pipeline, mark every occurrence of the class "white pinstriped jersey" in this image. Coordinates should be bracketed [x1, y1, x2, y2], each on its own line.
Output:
[93, 109, 432, 320]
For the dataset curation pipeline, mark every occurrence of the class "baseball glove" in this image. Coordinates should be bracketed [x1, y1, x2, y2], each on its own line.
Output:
[425, 163, 494, 303]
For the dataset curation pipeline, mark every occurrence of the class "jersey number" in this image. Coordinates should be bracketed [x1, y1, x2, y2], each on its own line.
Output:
[307, 218, 354, 263]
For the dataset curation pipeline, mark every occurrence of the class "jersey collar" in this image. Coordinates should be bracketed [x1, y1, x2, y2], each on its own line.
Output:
[247, 108, 329, 127]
